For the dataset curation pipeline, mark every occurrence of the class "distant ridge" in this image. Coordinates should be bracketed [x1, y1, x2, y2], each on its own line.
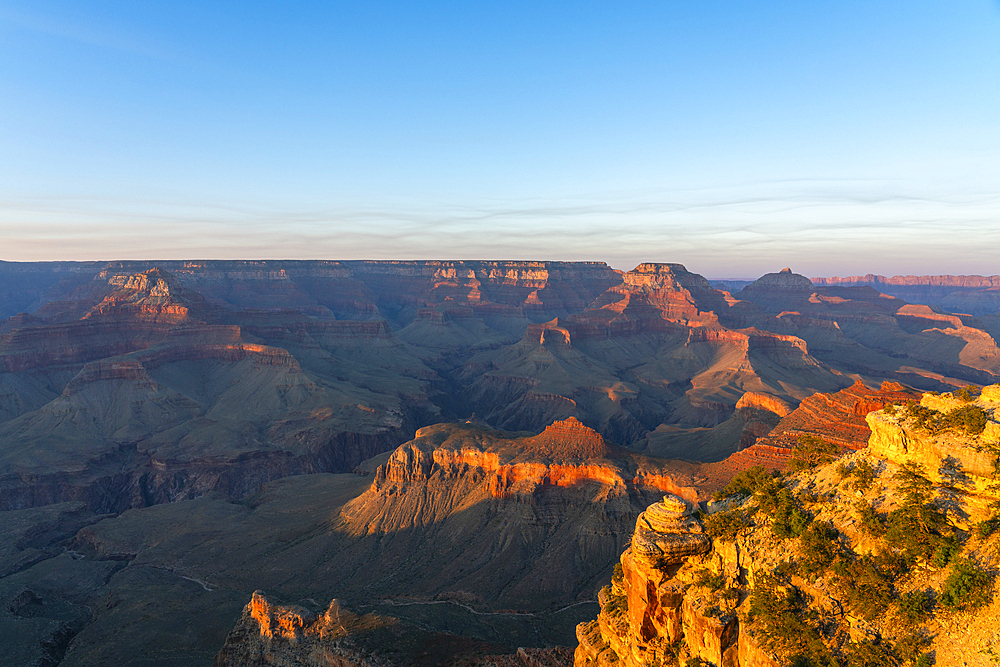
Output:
[813, 273, 1000, 315]
[813, 273, 1000, 288]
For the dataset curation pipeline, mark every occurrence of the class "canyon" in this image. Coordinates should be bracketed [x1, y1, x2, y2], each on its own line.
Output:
[1, 260, 999, 665]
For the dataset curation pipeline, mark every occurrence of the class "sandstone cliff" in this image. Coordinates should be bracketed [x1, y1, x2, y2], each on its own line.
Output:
[576, 384, 1000, 666]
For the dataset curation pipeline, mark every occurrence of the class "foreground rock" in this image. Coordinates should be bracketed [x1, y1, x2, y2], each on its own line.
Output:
[575, 385, 1000, 666]
[574, 494, 737, 667]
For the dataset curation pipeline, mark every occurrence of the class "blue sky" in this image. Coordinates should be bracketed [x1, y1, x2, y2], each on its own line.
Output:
[1, 1, 999, 277]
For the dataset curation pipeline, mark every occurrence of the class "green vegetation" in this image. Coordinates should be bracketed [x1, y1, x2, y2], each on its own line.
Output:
[841, 640, 894, 667]
[854, 500, 886, 537]
[943, 404, 989, 435]
[976, 516, 1000, 539]
[955, 385, 981, 402]
[714, 465, 779, 500]
[892, 632, 931, 665]
[975, 496, 1000, 539]
[712, 465, 811, 538]
[838, 459, 879, 491]
[761, 486, 812, 539]
[714, 462, 837, 540]
[896, 590, 931, 625]
[599, 585, 628, 616]
[885, 462, 953, 563]
[797, 521, 841, 578]
[939, 559, 992, 611]
[694, 569, 724, 591]
[931, 535, 960, 568]
[746, 575, 837, 666]
[847, 459, 878, 491]
[905, 401, 988, 436]
[789, 435, 840, 473]
[831, 549, 904, 620]
[703, 507, 750, 541]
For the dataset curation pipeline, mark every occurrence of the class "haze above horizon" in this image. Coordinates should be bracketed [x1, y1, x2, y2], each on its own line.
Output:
[2, 1, 998, 277]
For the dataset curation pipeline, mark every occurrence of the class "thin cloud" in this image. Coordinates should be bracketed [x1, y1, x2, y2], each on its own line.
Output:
[0, 6, 178, 61]
[2, 179, 999, 276]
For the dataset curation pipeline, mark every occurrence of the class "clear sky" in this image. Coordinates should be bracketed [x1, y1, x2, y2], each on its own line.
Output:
[1, 1, 999, 278]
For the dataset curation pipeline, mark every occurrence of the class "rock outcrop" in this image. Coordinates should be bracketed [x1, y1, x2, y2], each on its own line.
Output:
[867, 384, 1000, 499]
[574, 495, 737, 667]
[214, 591, 393, 667]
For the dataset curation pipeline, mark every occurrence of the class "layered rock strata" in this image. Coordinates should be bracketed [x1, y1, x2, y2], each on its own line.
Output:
[574, 495, 736, 667]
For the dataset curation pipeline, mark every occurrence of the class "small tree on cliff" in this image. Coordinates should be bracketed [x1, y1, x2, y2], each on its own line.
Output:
[886, 462, 951, 562]
[789, 435, 839, 473]
[746, 574, 837, 666]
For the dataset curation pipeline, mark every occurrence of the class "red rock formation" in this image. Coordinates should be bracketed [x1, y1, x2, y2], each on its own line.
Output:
[734, 391, 792, 417]
[369, 419, 696, 502]
[525, 417, 608, 459]
[693, 380, 923, 486]
[754, 379, 922, 451]
[214, 592, 393, 667]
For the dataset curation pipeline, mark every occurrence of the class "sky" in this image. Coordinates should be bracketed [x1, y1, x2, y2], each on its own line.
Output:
[1, 1, 999, 278]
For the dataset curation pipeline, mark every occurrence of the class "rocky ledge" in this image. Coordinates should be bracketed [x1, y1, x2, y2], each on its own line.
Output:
[214, 591, 392, 667]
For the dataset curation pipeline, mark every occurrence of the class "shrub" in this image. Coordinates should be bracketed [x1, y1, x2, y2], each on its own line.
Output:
[841, 640, 894, 667]
[894, 462, 934, 501]
[849, 459, 878, 491]
[892, 632, 930, 664]
[798, 521, 841, 577]
[896, 590, 931, 625]
[833, 550, 903, 620]
[906, 401, 988, 436]
[886, 462, 951, 562]
[931, 535, 960, 568]
[715, 465, 779, 500]
[939, 559, 992, 611]
[976, 517, 1000, 539]
[955, 385, 981, 402]
[855, 501, 886, 537]
[941, 404, 988, 435]
[704, 507, 750, 541]
[599, 585, 628, 616]
[721, 587, 740, 602]
[694, 569, 724, 591]
[789, 435, 840, 473]
[746, 575, 837, 666]
[892, 631, 930, 663]
[906, 402, 939, 432]
[756, 485, 811, 539]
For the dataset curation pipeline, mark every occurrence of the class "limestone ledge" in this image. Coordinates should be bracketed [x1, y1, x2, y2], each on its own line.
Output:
[866, 384, 1000, 497]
